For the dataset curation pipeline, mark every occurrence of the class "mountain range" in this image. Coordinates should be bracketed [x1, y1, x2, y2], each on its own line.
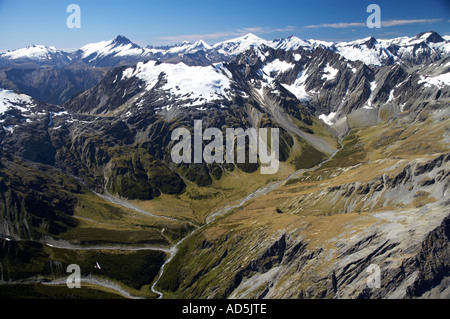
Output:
[0, 31, 449, 299]
[2, 31, 449, 69]
[0, 31, 448, 107]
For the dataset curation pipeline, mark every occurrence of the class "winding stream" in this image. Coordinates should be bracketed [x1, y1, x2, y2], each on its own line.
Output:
[150, 142, 342, 298]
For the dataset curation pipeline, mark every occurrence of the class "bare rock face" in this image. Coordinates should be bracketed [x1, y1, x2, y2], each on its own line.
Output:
[275, 155, 449, 299]
[0, 151, 80, 240]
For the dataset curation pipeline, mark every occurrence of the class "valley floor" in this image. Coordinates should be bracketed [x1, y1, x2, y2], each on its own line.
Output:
[1, 105, 449, 299]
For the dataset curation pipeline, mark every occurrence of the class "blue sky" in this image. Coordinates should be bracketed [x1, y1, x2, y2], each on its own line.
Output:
[0, 0, 449, 51]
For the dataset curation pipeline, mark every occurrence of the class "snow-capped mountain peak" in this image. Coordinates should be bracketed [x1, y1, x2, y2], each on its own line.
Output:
[111, 35, 134, 46]
[270, 35, 311, 51]
[76, 35, 151, 66]
[80, 36, 142, 59]
[1, 45, 65, 61]
[0, 44, 72, 68]
[164, 40, 212, 55]
[236, 33, 265, 42]
[213, 33, 269, 55]
[193, 40, 212, 51]
[416, 31, 445, 44]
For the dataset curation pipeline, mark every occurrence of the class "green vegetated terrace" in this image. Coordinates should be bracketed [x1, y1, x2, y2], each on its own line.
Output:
[0, 238, 165, 298]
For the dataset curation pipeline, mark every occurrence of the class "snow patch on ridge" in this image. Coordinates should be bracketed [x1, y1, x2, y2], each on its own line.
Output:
[322, 63, 338, 81]
[418, 73, 450, 89]
[281, 69, 311, 102]
[363, 80, 377, 109]
[319, 112, 337, 126]
[262, 59, 295, 76]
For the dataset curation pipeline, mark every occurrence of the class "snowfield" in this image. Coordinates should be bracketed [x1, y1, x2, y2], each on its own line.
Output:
[122, 61, 232, 106]
[322, 63, 339, 81]
[0, 89, 35, 114]
[319, 112, 337, 126]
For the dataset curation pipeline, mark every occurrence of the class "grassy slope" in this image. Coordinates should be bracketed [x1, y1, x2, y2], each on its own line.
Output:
[132, 116, 337, 224]
[61, 192, 194, 247]
[155, 108, 449, 298]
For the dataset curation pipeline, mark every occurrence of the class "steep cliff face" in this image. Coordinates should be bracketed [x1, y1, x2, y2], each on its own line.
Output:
[0, 151, 80, 240]
[274, 154, 450, 299]
[281, 153, 449, 216]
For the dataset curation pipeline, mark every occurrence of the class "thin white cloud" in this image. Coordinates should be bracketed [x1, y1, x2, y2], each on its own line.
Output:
[305, 22, 366, 29]
[276, 25, 297, 32]
[156, 26, 297, 43]
[381, 18, 443, 27]
[305, 18, 443, 29]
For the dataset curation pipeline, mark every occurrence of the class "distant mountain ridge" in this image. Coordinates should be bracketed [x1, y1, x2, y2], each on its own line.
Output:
[1, 31, 449, 69]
